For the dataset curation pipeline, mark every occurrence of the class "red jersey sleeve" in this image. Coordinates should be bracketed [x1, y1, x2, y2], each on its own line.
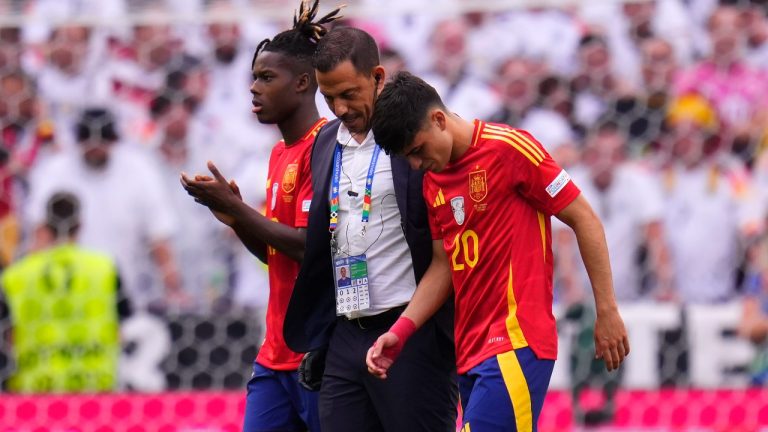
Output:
[501, 129, 580, 215]
[294, 141, 313, 228]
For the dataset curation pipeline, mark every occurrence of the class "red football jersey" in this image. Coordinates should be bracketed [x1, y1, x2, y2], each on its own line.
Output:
[424, 120, 580, 373]
[256, 118, 326, 370]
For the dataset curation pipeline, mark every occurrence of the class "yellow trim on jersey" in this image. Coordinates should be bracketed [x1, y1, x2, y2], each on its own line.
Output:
[471, 120, 484, 147]
[301, 118, 328, 142]
[433, 189, 446, 207]
[461, 423, 471, 432]
[483, 125, 546, 162]
[505, 262, 529, 349]
[482, 134, 540, 166]
[537, 211, 546, 261]
[497, 351, 533, 432]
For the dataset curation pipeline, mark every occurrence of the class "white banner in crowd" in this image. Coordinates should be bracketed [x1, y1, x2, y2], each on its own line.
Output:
[550, 302, 757, 390]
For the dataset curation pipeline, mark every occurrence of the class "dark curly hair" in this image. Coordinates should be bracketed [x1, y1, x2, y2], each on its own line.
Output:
[251, 0, 343, 77]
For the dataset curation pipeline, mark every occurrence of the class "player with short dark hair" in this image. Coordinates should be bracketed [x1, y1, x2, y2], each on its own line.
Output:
[180, 2, 341, 431]
[366, 71, 629, 431]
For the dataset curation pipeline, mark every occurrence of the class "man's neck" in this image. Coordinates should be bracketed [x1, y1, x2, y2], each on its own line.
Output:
[449, 116, 476, 162]
[337, 122, 370, 146]
[351, 130, 369, 144]
[278, 102, 320, 146]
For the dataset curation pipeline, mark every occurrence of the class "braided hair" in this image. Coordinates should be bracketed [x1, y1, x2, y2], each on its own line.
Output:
[251, 0, 343, 72]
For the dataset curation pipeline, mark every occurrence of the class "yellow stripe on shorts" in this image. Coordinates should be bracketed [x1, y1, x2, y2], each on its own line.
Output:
[497, 350, 533, 432]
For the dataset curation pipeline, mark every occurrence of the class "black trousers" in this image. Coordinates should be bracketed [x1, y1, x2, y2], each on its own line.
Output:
[319, 309, 458, 432]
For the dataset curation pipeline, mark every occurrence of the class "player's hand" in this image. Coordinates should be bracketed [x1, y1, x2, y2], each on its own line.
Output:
[180, 161, 243, 226]
[366, 332, 400, 379]
[594, 308, 630, 372]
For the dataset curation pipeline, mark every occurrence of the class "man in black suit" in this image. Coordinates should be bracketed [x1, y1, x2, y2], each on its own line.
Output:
[284, 27, 457, 432]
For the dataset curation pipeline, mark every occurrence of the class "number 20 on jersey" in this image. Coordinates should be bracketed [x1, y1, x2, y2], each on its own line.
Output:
[451, 230, 479, 271]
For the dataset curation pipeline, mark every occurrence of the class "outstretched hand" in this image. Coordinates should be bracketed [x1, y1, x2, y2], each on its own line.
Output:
[366, 332, 401, 379]
[180, 161, 242, 226]
[594, 308, 630, 371]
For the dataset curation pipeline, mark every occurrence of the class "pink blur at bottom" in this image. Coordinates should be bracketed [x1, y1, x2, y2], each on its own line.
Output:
[0, 389, 768, 431]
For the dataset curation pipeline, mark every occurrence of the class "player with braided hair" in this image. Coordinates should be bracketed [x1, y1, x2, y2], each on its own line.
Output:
[181, 1, 341, 430]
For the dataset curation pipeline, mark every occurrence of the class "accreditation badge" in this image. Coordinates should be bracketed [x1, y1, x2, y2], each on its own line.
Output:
[333, 254, 370, 315]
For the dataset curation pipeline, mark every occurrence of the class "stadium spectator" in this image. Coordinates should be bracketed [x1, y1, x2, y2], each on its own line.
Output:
[461, 11, 520, 80]
[570, 32, 634, 131]
[96, 5, 184, 146]
[380, 46, 407, 75]
[743, 0, 768, 69]
[0, 70, 54, 268]
[421, 19, 501, 120]
[352, 0, 451, 75]
[581, 0, 693, 91]
[0, 25, 23, 73]
[501, 6, 581, 75]
[523, 73, 583, 169]
[26, 108, 182, 311]
[488, 57, 544, 128]
[0, 192, 128, 393]
[159, 55, 253, 175]
[36, 24, 105, 151]
[559, 121, 672, 302]
[756, 143, 768, 215]
[150, 90, 234, 312]
[196, 0, 281, 175]
[598, 36, 679, 158]
[738, 231, 768, 385]
[673, 4, 768, 164]
[660, 94, 762, 303]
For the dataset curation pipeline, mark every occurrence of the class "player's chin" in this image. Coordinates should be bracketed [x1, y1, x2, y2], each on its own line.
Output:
[254, 111, 277, 124]
[341, 116, 365, 133]
[425, 161, 443, 173]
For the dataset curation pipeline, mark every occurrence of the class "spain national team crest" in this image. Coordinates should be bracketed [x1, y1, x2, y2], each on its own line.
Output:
[468, 169, 488, 202]
[450, 196, 465, 225]
[282, 163, 298, 193]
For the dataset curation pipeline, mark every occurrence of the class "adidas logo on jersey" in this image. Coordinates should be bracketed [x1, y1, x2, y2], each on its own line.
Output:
[432, 189, 446, 207]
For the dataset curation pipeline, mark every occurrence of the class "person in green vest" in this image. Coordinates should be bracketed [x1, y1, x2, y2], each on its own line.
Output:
[1, 191, 129, 393]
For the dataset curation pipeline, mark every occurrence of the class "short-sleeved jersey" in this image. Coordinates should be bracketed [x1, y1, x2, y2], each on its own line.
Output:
[256, 118, 326, 370]
[424, 120, 580, 373]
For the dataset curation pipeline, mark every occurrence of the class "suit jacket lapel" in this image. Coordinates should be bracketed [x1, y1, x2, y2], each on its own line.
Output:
[391, 155, 409, 224]
[313, 129, 336, 217]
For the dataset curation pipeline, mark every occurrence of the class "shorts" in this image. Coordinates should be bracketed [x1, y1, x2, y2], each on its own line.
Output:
[243, 361, 320, 432]
[458, 347, 554, 432]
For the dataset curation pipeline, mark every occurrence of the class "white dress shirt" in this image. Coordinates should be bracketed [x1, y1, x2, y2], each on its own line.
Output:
[334, 124, 417, 317]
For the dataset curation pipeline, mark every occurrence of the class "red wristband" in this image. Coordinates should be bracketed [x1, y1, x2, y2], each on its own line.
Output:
[381, 317, 417, 361]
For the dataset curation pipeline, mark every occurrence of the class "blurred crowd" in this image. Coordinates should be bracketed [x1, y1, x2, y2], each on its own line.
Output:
[1, 0, 768, 388]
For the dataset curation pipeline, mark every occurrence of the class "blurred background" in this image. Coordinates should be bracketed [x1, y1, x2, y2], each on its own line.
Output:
[1, 0, 768, 430]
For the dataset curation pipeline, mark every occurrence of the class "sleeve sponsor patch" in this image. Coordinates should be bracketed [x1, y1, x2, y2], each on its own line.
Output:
[546, 170, 571, 198]
[302, 199, 312, 212]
